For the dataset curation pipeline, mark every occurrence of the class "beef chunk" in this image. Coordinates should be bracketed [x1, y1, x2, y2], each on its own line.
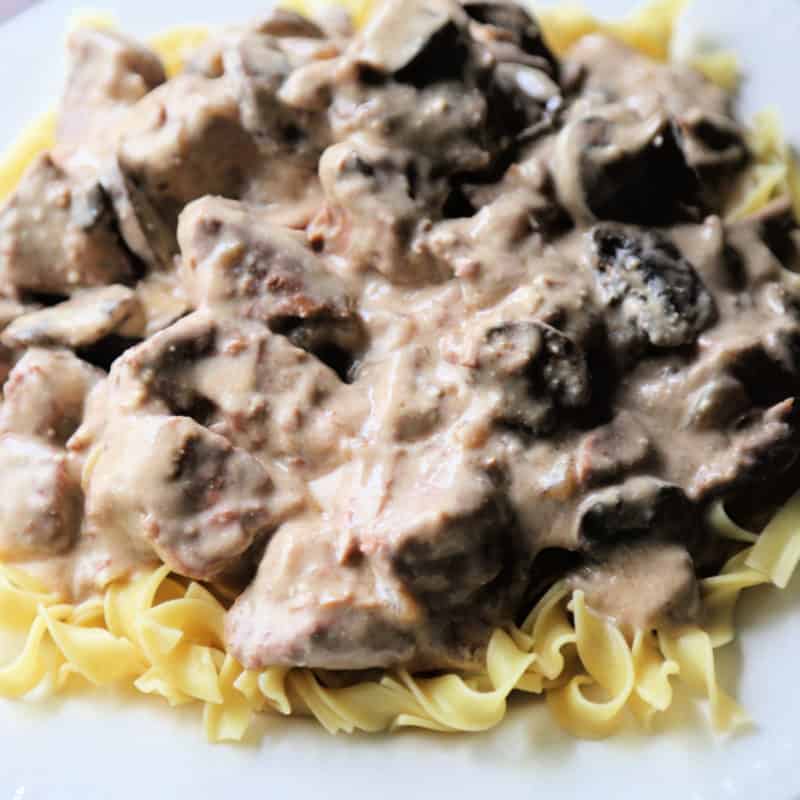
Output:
[104, 311, 356, 473]
[574, 411, 652, 487]
[2, 285, 142, 350]
[57, 27, 166, 157]
[178, 196, 365, 363]
[576, 477, 698, 550]
[689, 397, 800, 499]
[385, 455, 518, 615]
[315, 135, 451, 283]
[474, 320, 590, 435]
[216, 31, 312, 151]
[179, 197, 351, 321]
[553, 105, 700, 225]
[587, 225, 716, 352]
[117, 75, 260, 230]
[227, 450, 523, 670]
[0, 434, 82, 560]
[189, 26, 326, 155]
[83, 415, 274, 580]
[226, 515, 419, 670]
[0, 155, 136, 295]
[0, 348, 102, 445]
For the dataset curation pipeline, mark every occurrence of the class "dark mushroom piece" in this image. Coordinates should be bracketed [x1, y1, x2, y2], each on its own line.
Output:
[355, 0, 466, 81]
[675, 108, 747, 172]
[587, 225, 717, 355]
[462, 0, 559, 76]
[2, 285, 143, 350]
[553, 105, 701, 225]
[575, 477, 699, 551]
[474, 319, 591, 436]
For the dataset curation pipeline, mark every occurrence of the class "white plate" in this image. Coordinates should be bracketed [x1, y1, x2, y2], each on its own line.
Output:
[1, 2, 799, 798]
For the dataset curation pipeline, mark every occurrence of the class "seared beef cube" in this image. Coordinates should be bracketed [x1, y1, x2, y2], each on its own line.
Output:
[553, 105, 700, 225]
[576, 477, 698, 550]
[83, 414, 274, 580]
[316, 134, 450, 281]
[178, 197, 364, 364]
[351, 84, 493, 174]
[2, 285, 142, 350]
[689, 397, 800, 500]
[574, 411, 652, 486]
[475, 320, 590, 435]
[189, 25, 326, 154]
[178, 197, 351, 321]
[57, 28, 166, 157]
[0, 434, 82, 560]
[227, 451, 521, 670]
[117, 76, 260, 230]
[104, 311, 356, 472]
[223, 31, 325, 154]
[0, 155, 136, 295]
[568, 541, 700, 632]
[226, 515, 420, 670]
[0, 348, 102, 445]
[587, 225, 716, 352]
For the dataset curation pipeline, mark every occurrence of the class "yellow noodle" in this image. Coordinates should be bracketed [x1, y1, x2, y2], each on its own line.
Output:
[689, 50, 739, 90]
[746, 489, 800, 588]
[536, 0, 686, 61]
[547, 592, 635, 738]
[726, 110, 800, 222]
[150, 27, 211, 77]
[707, 499, 758, 544]
[629, 630, 679, 726]
[658, 626, 749, 732]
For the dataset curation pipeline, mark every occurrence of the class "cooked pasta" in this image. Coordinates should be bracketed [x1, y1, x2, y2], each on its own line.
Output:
[1, 0, 800, 745]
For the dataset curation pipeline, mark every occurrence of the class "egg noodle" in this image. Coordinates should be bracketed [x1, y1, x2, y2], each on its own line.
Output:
[1, 0, 800, 743]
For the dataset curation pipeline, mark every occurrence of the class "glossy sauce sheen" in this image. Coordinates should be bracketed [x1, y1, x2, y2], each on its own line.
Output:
[0, 0, 799, 672]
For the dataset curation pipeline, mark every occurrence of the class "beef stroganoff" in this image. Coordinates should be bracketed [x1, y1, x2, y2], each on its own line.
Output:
[0, 0, 799, 741]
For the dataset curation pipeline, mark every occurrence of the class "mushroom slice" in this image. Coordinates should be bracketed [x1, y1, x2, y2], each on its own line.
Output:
[2, 286, 143, 350]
